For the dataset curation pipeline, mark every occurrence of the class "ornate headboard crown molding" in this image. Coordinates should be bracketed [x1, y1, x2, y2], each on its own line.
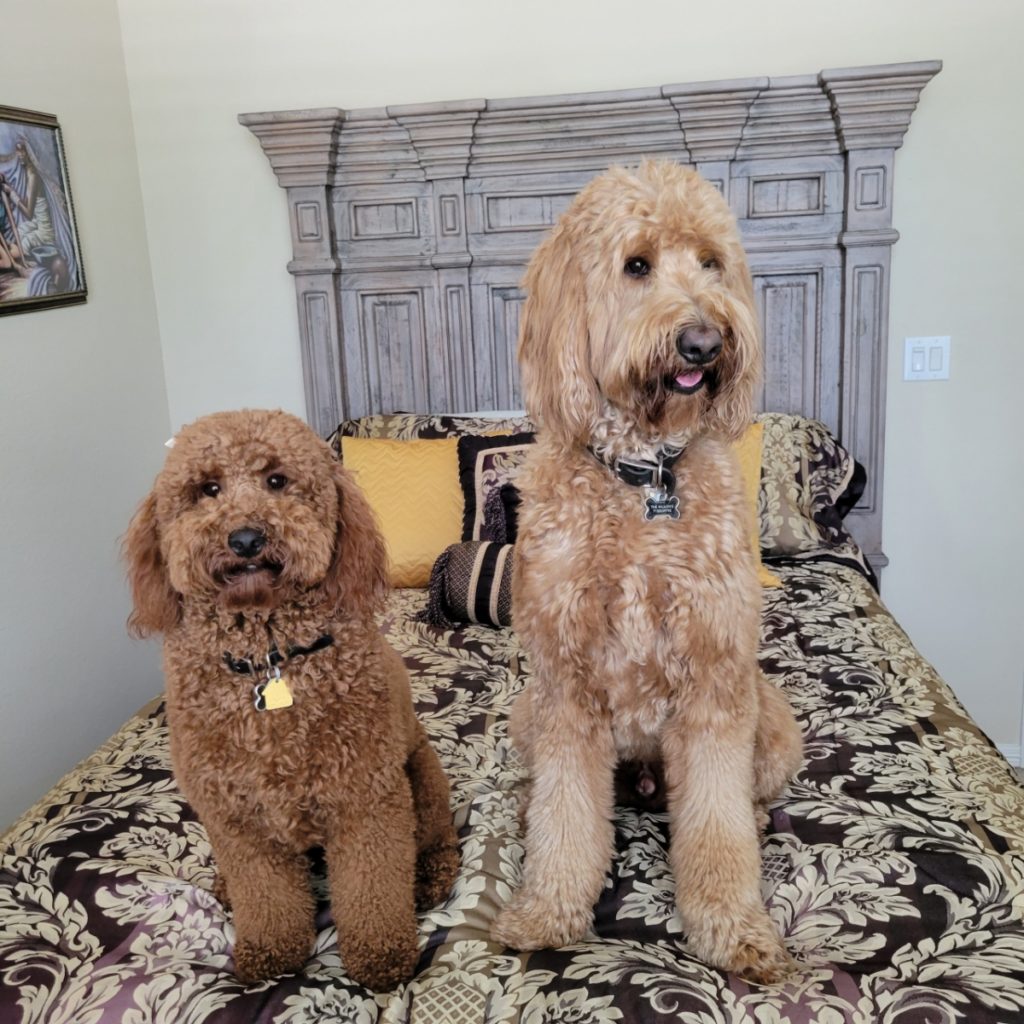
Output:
[240, 61, 938, 185]
[240, 60, 941, 575]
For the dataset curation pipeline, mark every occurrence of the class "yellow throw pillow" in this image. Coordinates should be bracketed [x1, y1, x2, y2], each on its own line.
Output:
[341, 436, 464, 588]
[732, 422, 781, 588]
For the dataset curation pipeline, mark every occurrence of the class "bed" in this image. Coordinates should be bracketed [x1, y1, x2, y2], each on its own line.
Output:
[5, 61, 1024, 1024]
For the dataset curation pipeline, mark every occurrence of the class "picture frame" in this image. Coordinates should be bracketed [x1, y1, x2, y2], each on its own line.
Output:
[0, 105, 87, 316]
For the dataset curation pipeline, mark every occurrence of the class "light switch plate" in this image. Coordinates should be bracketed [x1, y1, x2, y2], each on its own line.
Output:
[904, 336, 950, 381]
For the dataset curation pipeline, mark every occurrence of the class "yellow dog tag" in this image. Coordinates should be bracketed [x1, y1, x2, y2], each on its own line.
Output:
[254, 674, 294, 711]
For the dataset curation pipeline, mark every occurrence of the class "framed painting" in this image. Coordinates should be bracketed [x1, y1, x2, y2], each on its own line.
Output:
[0, 105, 86, 315]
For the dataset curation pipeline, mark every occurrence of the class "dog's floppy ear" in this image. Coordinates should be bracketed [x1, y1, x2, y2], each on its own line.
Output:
[705, 255, 762, 441]
[518, 221, 600, 445]
[320, 459, 390, 618]
[123, 491, 181, 637]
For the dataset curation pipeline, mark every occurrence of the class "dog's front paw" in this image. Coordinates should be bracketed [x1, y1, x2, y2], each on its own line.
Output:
[491, 888, 589, 950]
[341, 917, 419, 992]
[233, 929, 313, 985]
[729, 932, 797, 986]
[688, 909, 796, 985]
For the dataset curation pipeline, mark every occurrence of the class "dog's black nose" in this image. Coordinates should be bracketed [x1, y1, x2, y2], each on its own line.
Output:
[228, 527, 266, 559]
[677, 325, 723, 365]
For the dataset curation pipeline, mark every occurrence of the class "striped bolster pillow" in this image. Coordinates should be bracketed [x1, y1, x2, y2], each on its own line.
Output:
[421, 541, 514, 628]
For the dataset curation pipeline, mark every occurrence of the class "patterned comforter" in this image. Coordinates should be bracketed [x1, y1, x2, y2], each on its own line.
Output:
[3, 558, 1024, 1024]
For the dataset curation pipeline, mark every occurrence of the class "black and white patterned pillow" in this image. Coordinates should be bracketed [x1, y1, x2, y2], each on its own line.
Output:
[456, 432, 534, 541]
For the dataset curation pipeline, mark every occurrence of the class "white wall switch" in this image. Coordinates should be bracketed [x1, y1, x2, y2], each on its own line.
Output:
[904, 336, 950, 381]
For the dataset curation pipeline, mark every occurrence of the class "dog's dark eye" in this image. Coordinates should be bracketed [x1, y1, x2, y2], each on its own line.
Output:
[266, 473, 288, 491]
[624, 256, 650, 278]
[200, 481, 221, 498]
[700, 255, 720, 271]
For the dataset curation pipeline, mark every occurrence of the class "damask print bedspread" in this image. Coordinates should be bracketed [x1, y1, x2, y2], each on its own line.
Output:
[3, 559, 1024, 1023]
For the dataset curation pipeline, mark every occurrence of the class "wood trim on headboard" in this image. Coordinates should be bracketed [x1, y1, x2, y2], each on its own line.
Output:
[240, 60, 940, 576]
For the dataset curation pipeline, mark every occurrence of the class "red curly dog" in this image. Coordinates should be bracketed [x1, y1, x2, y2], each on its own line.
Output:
[125, 409, 458, 989]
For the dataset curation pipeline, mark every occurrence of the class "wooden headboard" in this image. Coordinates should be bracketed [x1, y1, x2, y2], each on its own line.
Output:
[240, 60, 940, 576]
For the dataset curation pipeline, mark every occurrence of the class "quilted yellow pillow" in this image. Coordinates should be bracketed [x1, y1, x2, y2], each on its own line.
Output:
[733, 422, 781, 588]
[341, 436, 463, 588]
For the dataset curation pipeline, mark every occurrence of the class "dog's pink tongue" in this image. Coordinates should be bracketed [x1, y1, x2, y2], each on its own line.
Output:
[676, 369, 704, 389]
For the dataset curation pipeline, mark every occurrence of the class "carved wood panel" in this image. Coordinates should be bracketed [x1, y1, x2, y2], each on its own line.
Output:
[756, 272, 820, 418]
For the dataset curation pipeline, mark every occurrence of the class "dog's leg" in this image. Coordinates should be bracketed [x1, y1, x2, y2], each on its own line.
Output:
[206, 824, 315, 984]
[405, 725, 460, 910]
[326, 774, 420, 991]
[662, 689, 795, 984]
[509, 688, 537, 829]
[491, 703, 616, 950]
[753, 675, 803, 807]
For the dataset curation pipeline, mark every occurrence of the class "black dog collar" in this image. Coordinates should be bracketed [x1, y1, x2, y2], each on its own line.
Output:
[223, 633, 334, 676]
[587, 444, 685, 493]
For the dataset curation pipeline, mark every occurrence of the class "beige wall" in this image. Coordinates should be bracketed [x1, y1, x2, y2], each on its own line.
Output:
[1, 3, 169, 828]
[114, 0, 1024, 752]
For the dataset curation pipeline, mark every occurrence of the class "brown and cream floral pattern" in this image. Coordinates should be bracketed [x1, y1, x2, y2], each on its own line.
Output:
[3, 554, 1024, 1023]
[328, 414, 535, 451]
[757, 413, 862, 555]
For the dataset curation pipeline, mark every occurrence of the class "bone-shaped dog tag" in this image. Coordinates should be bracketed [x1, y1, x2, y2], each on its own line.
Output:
[253, 673, 294, 711]
[642, 489, 681, 521]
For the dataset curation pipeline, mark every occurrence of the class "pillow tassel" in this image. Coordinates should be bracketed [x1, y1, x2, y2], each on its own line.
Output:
[481, 486, 509, 544]
[419, 546, 458, 628]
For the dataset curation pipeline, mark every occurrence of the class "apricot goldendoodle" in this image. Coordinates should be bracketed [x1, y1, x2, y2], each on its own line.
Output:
[124, 409, 459, 990]
[491, 161, 802, 982]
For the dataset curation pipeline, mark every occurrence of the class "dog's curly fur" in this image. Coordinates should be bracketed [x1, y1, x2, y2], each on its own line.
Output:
[124, 409, 459, 990]
[491, 162, 802, 982]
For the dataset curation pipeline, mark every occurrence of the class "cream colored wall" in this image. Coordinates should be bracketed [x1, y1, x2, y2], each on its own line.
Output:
[1, 2, 169, 829]
[115, 0, 1023, 748]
